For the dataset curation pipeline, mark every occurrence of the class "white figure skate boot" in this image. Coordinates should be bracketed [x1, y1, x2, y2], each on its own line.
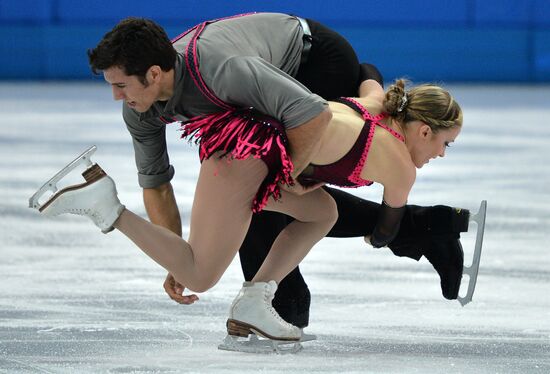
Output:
[227, 281, 302, 341]
[37, 163, 125, 233]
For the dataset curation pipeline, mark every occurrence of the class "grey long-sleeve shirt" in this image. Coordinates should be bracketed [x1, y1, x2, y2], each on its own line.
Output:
[123, 12, 327, 188]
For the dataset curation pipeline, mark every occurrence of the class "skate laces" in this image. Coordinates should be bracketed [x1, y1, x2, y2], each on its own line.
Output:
[263, 286, 295, 329]
[65, 207, 107, 227]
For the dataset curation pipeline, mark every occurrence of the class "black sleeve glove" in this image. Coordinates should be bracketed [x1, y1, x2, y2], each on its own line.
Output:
[370, 200, 406, 248]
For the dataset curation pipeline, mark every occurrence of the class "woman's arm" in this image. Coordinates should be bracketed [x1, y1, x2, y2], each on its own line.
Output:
[369, 159, 416, 248]
[382, 166, 415, 208]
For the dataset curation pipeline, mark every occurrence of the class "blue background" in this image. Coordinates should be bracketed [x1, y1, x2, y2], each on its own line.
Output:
[1, 0, 549, 81]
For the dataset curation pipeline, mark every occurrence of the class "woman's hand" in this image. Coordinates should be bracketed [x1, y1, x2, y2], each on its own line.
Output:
[280, 180, 325, 196]
[163, 273, 199, 305]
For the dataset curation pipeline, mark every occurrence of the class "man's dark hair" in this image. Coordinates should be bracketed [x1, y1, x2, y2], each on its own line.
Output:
[88, 18, 177, 83]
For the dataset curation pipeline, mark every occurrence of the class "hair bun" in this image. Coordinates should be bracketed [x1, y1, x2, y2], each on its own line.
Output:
[383, 79, 408, 117]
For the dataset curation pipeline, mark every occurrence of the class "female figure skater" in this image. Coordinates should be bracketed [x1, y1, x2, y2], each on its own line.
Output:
[35, 78, 462, 342]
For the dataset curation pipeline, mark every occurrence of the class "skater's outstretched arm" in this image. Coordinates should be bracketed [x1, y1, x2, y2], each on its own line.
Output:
[143, 182, 199, 305]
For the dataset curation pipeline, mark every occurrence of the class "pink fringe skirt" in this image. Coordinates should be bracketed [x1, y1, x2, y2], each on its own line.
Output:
[180, 109, 294, 213]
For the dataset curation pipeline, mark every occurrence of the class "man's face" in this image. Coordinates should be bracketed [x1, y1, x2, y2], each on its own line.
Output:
[103, 66, 159, 113]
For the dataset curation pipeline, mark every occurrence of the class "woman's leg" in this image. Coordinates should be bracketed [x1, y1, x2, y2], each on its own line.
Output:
[113, 154, 305, 339]
[114, 154, 268, 293]
[323, 187, 380, 237]
[238, 212, 290, 280]
[238, 211, 312, 328]
[252, 188, 338, 283]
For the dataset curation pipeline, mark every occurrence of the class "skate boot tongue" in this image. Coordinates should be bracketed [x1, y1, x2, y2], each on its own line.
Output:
[265, 280, 277, 302]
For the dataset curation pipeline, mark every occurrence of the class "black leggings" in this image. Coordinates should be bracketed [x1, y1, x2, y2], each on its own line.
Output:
[295, 19, 362, 99]
[295, 19, 384, 98]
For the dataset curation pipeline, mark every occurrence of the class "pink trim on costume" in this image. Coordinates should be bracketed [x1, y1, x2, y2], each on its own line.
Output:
[340, 97, 385, 121]
[182, 13, 258, 110]
[171, 12, 257, 43]
[343, 97, 406, 186]
[375, 122, 405, 142]
[171, 24, 199, 43]
[347, 122, 376, 187]
[254, 135, 294, 212]
[185, 23, 233, 110]
[180, 111, 294, 212]
[179, 12, 294, 212]
[340, 97, 404, 142]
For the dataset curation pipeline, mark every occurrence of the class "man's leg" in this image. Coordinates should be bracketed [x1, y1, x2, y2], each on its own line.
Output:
[238, 18, 382, 328]
[325, 187, 471, 300]
[388, 205, 470, 299]
[295, 18, 384, 99]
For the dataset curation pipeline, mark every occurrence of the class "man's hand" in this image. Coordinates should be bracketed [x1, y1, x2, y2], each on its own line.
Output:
[280, 180, 325, 196]
[163, 273, 199, 305]
[143, 184, 193, 303]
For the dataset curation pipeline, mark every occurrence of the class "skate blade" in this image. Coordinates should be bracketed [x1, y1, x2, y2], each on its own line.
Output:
[218, 331, 314, 354]
[300, 331, 317, 342]
[458, 200, 487, 306]
[29, 146, 98, 210]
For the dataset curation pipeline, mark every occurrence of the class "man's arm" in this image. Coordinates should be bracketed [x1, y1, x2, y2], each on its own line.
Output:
[210, 56, 330, 177]
[286, 108, 332, 177]
[143, 182, 182, 235]
[143, 182, 199, 305]
[122, 105, 197, 303]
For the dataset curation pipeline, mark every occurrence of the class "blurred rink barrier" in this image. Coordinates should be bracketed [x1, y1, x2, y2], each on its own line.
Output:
[0, 0, 549, 82]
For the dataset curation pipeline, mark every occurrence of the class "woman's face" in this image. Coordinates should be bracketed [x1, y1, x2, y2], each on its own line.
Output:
[407, 121, 461, 168]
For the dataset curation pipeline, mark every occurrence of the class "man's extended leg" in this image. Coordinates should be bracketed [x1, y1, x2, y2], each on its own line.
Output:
[388, 205, 470, 299]
[324, 187, 471, 300]
[240, 184, 471, 328]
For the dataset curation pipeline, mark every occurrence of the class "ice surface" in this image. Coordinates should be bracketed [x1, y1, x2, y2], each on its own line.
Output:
[1, 83, 549, 373]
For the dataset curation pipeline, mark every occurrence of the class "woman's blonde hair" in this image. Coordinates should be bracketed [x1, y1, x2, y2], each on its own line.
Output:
[383, 79, 462, 133]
